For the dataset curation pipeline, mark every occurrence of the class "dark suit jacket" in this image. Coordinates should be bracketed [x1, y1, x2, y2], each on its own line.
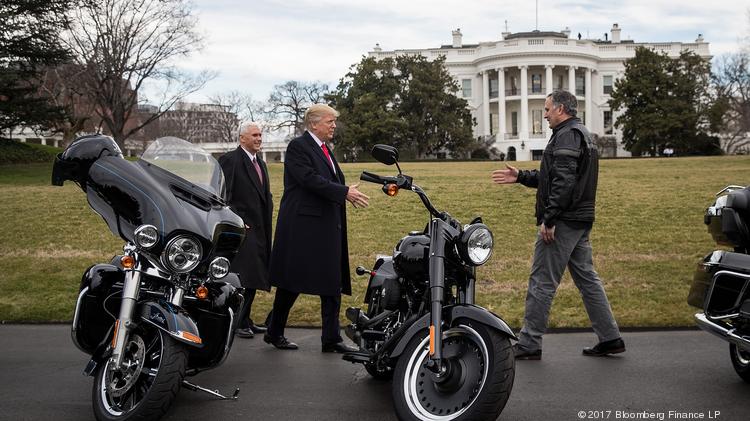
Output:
[219, 146, 272, 291]
[269, 131, 352, 296]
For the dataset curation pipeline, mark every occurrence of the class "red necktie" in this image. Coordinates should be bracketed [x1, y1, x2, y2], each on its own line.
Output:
[321, 143, 335, 171]
[252, 157, 263, 185]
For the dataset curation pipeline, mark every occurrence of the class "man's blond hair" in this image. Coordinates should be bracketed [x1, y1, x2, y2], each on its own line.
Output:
[304, 104, 339, 130]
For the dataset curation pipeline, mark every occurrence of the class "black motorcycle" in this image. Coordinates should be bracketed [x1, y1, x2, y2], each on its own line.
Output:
[688, 184, 750, 382]
[343, 145, 516, 421]
[52, 135, 246, 421]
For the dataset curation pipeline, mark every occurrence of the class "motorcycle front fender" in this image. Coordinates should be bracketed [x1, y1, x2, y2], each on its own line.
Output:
[139, 301, 204, 348]
[388, 304, 517, 359]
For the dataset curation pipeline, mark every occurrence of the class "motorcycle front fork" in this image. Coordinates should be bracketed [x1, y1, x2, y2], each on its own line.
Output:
[109, 248, 185, 370]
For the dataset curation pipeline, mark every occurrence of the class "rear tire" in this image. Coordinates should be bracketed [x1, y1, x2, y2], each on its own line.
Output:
[729, 343, 750, 383]
[92, 326, 188, 421]
[392, 319, 514, 420]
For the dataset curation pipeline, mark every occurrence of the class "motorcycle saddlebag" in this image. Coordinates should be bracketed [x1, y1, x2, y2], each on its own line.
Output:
[688, 250, 750, 315]
[705, 187, 750, 248]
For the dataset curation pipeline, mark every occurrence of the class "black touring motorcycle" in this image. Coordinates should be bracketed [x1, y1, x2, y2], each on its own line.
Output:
[342, 145, 516, 421]
[688, 184, 750, 382]
[52, 135, 246, 421]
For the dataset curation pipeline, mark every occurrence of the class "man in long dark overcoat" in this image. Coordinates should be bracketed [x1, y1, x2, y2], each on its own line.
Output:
[219, 122, 273, 338]
[264, 104, 370, 351]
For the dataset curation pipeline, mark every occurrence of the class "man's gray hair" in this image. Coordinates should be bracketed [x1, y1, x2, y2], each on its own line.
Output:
[547, 90, 578, 117]
[238, 121, 261, 140]
[304, 103, 339, 130]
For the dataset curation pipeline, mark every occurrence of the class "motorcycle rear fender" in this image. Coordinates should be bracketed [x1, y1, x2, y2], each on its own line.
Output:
[388, 304, 517, 358]
[139, 301, 204, 348]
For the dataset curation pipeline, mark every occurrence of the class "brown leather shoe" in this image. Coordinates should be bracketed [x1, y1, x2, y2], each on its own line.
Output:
[582, 338, 626, 356]
[263, 334, 298, 350]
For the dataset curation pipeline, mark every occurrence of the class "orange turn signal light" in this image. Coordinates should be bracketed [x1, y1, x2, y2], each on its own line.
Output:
[384, 184, 399, 197]
[120, 255, 135, 269]
[196, 285, 209, 300]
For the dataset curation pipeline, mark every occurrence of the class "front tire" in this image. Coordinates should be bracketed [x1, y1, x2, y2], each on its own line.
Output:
[92, 326, 188, 421]
[730, 343, 750, 383]
[392, 320, 514, 420]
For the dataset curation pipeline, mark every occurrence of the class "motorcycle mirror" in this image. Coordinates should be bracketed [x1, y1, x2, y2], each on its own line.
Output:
[371, 144, 399, 166]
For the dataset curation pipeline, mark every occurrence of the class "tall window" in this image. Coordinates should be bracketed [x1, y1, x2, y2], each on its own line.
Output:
[603, 110, 613, 134]
[556, 75, 564, 90]
[531, 74, 542, 93]
[511, 112, 518, 136]
[462, 79, 472, 98]
[603, 75, 614, 95]
[532, 110, 543, 134]
[489, 78, 498, 98]
[510, 76, 518, 95]
[575, 74, 585, 95]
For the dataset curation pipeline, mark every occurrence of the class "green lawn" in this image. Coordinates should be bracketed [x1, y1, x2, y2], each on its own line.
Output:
[0, 156, 747, 328]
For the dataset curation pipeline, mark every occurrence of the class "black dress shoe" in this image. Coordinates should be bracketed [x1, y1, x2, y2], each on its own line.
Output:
[263, 334, 298, 350]
[321, 342, 357, 353]
[248, 323, 267, 334]
[512, 344, 542, 360]
[582, 338, 626, 356]
[235, 328, 254, 339]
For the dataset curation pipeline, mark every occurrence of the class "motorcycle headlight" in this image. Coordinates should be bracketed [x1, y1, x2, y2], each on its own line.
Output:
[162, 235, 203, 273]
[134, 224, 159, 249]
[457, 224, 493, 266]
[209, 257, 230, 279]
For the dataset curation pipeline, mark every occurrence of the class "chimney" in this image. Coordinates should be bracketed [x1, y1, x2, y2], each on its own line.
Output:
[696, 33, 704, 42]
[611, 23, 621, 43]
[561, 27, 571, 38]
[452, 28, 463, 48]
[373, 43, 382, 52]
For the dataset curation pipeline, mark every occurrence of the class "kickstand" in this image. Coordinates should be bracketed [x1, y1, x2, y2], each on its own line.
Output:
[182, 380, 240, 400]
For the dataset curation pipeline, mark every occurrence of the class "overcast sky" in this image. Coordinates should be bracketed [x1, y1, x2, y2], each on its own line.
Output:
[176, 0, 750, 103]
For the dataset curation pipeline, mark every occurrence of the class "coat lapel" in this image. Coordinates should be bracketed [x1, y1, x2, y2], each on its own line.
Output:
[304, 131, 338, 179]
[237, 147, 266, 202]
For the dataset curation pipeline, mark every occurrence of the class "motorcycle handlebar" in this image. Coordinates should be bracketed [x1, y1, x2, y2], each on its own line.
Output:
[360, 171, 385, 184]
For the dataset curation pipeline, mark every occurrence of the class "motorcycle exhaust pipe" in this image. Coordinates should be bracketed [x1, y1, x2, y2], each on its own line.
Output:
[695, 312, 750, 352]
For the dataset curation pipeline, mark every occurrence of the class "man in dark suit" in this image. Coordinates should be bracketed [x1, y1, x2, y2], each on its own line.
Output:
[264, 104, 369, 352]
[219, 122, 273, 338]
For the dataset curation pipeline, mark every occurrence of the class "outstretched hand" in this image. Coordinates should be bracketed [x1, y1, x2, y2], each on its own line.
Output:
[346, 183, 370, 208]
[491, 164, 519, 184]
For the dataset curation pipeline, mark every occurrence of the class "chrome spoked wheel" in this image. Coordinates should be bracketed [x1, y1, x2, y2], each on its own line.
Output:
[730, 343, 750, 383]
[393, 321, 514, 421]
[92, 326, 187, 421]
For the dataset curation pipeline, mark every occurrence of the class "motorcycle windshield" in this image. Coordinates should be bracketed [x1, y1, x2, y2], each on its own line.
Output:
[141, 137, 225, 199]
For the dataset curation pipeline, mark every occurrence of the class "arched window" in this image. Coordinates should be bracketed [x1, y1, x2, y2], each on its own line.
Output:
[507, 146, 517, 161]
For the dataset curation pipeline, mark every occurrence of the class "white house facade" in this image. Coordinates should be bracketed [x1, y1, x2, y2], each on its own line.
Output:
[369, 24, 711, 161]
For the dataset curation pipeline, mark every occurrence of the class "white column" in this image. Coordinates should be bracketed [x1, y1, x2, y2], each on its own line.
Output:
[585, 67, 593, 126]
[497, 68, 506, 141]
[545, 65, 554, 94]
[568, 66, 577, 95]
[482, 71, 490, 136]
[520, 65, 529, 145]
[281, 150, 286, 162]
[544, 65, 554, 139]
[262, 151, 267, 162]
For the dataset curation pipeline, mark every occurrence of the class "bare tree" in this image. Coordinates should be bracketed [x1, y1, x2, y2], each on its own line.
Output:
[208, 91, 265, 143]
[37, 64, 99, 146]
[64, 0, 214, 149]
[266, 81, 328, 137]
[713, 53, 750, 154]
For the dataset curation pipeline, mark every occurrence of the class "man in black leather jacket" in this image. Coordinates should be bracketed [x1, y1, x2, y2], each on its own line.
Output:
[492, 90, 624, 360]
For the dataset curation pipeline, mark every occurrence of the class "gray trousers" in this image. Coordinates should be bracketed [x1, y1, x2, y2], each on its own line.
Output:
[518, 221, 620, 351]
